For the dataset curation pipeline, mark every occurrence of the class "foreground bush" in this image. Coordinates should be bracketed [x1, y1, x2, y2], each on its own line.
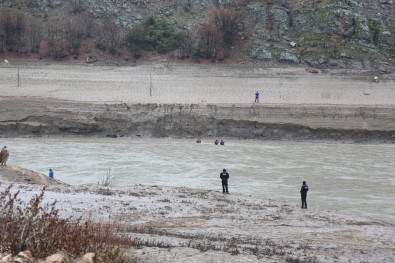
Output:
[0, 185, 133, 262]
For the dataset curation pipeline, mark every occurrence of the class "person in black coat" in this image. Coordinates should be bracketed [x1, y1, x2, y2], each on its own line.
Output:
[300, 181, 309, 209]
[220, 169, 229, 193]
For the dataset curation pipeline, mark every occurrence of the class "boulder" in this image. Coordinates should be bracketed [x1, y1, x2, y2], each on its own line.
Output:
[18, 250, 33, 261]
[45, 253, 71, 263]
[248, 46, 272, 61]
[279, 51, 299, 63]
[0, 254, 12, 263]
[72, 253, 103, 263]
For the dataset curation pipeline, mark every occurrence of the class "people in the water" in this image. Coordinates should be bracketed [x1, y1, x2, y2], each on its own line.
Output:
[213, 139, 225, 145]
[196, 137, 201, 143]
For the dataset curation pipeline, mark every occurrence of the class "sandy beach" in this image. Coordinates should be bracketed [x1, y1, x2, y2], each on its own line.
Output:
[1, 62, 395, 262]
[1, 62, 394, 105]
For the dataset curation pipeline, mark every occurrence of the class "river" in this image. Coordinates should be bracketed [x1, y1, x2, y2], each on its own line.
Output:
[3, 137, 395, 223]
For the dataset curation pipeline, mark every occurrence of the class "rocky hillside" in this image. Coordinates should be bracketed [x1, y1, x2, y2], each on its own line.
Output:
[0, 0, 394, 71]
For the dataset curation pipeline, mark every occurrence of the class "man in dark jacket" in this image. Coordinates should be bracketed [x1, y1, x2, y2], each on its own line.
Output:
[300, 181, 309, 209]
[220, 169, 229, 193]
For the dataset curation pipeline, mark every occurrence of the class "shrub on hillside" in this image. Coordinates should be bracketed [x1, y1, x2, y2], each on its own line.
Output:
[0, 185, 133, 262]
[126, 16, 183, 55]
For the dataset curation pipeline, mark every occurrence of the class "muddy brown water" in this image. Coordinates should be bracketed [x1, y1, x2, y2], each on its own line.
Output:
[3, 137, 395, 223]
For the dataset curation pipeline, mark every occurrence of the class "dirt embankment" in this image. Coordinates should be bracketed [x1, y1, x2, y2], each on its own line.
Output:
[0, 63, 395, 142]
[0, 97, 395, 142]
[0, 164, 64, 185]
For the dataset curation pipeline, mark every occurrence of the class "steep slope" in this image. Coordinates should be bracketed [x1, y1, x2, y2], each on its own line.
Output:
[0, 0, 394, 70]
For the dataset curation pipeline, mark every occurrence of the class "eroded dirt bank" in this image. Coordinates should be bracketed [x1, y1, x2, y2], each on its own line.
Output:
[0, 97, 394, 142]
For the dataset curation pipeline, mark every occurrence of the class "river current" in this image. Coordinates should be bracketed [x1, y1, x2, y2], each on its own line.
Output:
[3, 137, 395, 223]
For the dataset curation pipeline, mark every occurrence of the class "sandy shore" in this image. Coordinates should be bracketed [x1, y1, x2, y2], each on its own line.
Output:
[1, 62, 394, 105]
[0, 165, 394, 262]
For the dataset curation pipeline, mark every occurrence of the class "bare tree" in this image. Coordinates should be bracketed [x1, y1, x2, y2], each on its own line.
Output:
[198, 23, 224, 59]
[96, 18, 122, 54]
[76, 12, 94, 38]
[44, 20, 69, 60]
[26, 18, 43, 53]
[126, 24, 145, 58]
[208, 7, 239, 47]
[0, 11, 27, 52]
[64, 18, 84, 54]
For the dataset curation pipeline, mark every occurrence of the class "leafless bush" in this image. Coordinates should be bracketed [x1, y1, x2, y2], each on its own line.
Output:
[96, 18, 123, 54]
[208, 7, 239, 47]
[98, 168, 113, 187]
[197, 23, 224, 59]
[0, 185, 133, 261]
[41, 21, 69, 59]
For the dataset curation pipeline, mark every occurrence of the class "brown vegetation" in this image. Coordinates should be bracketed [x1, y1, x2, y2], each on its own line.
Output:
[0, 185, 133, 262]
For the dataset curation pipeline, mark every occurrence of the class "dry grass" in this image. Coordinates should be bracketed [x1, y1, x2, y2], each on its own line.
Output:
[0, 185, 133, 262]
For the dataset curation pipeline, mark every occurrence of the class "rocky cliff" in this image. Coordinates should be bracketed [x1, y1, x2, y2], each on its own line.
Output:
[0, 0, 394, 70]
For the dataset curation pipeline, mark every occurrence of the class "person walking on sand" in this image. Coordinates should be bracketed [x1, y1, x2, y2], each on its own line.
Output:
[0, 146, 9, 166]
[300, 181, 309, 209]
[220, 168, 229, 193]
[255, 90, 260, 103]
[49, 168, 54, 179]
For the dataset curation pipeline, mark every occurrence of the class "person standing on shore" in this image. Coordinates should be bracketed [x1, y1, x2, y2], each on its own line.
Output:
[255, 90, 260, 103]
[0, 146, 9, 166]
[220, 169, 229, 193]
[300, 181, 309, 209]
[49, 168, 54, 179]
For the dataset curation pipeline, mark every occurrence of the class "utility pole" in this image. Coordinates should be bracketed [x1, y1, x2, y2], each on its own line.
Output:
[17, 66, 20, 87]
[150, 73, 153, 96]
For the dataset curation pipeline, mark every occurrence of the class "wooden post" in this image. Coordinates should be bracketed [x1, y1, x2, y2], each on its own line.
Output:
[150, 73, 153, 96]
[17, 66, 20, 87]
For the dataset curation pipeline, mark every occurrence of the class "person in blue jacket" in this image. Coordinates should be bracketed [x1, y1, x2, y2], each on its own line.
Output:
[49, 168, 54, 179]
[255, 90, 260, 103]
[300, 181, 309, 209]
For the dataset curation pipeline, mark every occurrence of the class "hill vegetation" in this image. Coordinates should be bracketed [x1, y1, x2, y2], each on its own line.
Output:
[0, 0, 394, 70]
